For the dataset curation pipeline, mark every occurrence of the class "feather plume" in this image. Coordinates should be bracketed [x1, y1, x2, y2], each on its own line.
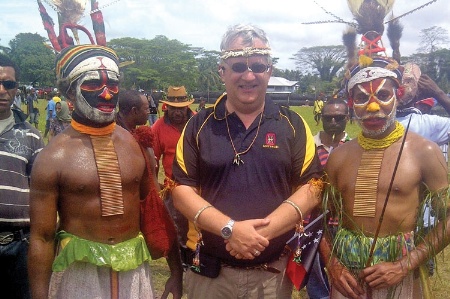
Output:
[343, 27, 358, 70]
[51, 0, 86, 25]
[347, 0, 396, 35]
[387, 17, 403, 63]
[51, 0, 87, 45]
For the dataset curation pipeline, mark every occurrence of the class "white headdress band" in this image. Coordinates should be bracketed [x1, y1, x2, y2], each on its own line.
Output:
[348, 67, 398, 92]
[220, 47, 271, 60]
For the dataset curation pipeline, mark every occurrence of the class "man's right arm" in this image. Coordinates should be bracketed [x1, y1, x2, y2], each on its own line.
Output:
[28, 150, 59, 299]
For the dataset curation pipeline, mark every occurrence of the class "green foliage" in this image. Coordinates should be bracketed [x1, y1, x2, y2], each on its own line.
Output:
[292, 45, 347, 82]
[109, 36, 199, 91]
[195, 50, 223, 92]
[8, 33, 55, 87]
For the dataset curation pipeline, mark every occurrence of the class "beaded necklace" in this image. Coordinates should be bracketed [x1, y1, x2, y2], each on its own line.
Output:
[357, 121, 405, 150]
[225, 112, 263, 166]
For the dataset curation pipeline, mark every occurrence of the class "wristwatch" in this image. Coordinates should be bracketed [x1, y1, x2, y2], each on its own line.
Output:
[221, 219, 235, 239]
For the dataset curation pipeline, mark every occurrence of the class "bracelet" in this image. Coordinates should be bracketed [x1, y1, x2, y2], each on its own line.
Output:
[193, 205, 213, 232]
[282, 200, 303, 223]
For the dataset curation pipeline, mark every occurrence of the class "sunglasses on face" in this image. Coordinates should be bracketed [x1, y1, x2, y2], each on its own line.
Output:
[223, 61, 271, 74]
[0, 80, 18, 90]
[322, 115, 346, 122]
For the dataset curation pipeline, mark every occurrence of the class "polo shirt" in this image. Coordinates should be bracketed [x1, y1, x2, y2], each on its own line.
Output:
[0, 109, 44, 227]
[173, 94, 322, 266]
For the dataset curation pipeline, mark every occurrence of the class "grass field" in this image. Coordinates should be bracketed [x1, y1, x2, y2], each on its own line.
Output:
[26, 99, 449, 298]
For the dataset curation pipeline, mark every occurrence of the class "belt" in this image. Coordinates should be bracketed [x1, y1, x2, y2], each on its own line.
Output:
[181, 246, 282, 274]
[0, 228, 30, 245]
[222, 262, 281, 273]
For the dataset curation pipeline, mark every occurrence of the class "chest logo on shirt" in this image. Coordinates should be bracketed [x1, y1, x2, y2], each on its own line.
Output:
[263, 133, 279, 149]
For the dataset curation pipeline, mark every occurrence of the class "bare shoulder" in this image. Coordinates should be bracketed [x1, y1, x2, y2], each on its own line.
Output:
[325, 139, 360, 178]
[328, 139, 359, 162]
[36, 128, 85, 165]
[406, 131, 448, 190]
[112, 125, 142, 154]
[406, 131, 443, 156]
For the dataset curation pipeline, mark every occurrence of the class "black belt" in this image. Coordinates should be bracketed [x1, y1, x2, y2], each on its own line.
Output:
[181, 246, 282, 274]
[222, 262, 281, 273]
[0, 228, 30, 245]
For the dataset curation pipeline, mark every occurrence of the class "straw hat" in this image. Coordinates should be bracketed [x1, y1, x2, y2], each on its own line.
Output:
[160, 86, 194, 107]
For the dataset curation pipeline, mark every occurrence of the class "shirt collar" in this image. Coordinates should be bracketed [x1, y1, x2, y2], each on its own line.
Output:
[213, 94, 281, 120]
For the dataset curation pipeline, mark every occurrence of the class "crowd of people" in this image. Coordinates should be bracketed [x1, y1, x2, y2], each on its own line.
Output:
[1, 14, 450, 299]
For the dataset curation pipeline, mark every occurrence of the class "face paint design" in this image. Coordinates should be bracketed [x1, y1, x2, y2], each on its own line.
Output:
[398, 63, 421, 107]
[352, 78, 397, 137]
[74, 70, 119, 124]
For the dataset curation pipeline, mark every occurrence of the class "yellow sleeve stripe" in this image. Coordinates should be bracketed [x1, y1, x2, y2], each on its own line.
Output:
[175, 124, 189, 176]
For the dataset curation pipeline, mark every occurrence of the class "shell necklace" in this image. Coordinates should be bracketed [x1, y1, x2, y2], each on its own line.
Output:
[225, 112, 263, 166]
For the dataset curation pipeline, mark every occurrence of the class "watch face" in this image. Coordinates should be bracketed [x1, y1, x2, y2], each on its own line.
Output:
[221, 226, 232, 239]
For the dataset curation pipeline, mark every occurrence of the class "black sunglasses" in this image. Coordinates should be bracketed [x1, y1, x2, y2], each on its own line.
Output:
[0, 80, 18, 90]
[322, 115, 346, 122]
[224, 62, 271, 74]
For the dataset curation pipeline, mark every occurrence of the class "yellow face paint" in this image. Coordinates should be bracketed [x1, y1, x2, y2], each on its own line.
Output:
[367, 102, 380, 112]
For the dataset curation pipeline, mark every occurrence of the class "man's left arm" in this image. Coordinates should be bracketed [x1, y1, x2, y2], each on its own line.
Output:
[257, 182, 322, 240]
[258, 113, 323, 240]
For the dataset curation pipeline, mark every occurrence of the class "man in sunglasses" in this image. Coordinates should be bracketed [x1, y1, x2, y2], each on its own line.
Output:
[0, 54, 44, 298]
[306, 99, 350, 298]
[314, 99, 351, 166]
[171, 24, 322, 298]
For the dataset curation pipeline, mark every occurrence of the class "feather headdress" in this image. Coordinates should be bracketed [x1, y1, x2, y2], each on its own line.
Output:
[343, 0, 403, 97]
[37, 0, 108, 52]
[51, 0, 87, 44]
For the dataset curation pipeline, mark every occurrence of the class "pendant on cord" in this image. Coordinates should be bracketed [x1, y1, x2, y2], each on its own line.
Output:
[233, 154, 244, 165]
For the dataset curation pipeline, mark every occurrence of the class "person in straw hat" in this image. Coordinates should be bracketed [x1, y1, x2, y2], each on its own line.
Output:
[152, 86, 196, 257]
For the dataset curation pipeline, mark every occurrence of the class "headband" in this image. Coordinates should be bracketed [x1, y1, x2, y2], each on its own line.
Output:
[220, 47, 271, 60]
[56, 45, 119, 84]
[347, 67, 398, 92]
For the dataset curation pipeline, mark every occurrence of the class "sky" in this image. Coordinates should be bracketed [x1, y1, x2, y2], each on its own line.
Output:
[1, 0, 449, 70]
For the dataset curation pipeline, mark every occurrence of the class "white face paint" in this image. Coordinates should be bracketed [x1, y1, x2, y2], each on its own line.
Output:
[356, 108, 396, 137]
[352, 78, 398, 138]
[73, 70, 119, 124]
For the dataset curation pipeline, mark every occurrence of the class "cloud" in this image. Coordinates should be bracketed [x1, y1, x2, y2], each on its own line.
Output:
[2, 0, 449, 70]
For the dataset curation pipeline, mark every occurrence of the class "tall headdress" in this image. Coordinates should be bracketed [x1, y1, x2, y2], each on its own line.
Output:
[37, 0, 109, 53]
[343, 0, 403, 95]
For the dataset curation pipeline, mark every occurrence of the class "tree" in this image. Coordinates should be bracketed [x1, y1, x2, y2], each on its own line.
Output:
[8, 33, 55, 87]
[195, 50, 223, 96]
[109, 36, 199, 91]
[291, 45, 346, 82]
[417, 26, 450, 54]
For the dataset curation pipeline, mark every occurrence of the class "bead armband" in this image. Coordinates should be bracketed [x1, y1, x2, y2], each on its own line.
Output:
[282, 199, 303, 223]
[282, 200, 305, 264]
[191, 204, 213, 273]
[193, 205, 213, 232]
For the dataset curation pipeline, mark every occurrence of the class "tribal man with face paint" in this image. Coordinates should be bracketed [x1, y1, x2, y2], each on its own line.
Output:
[28, 45, 182, 299]
[321, 57, 450, 299]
